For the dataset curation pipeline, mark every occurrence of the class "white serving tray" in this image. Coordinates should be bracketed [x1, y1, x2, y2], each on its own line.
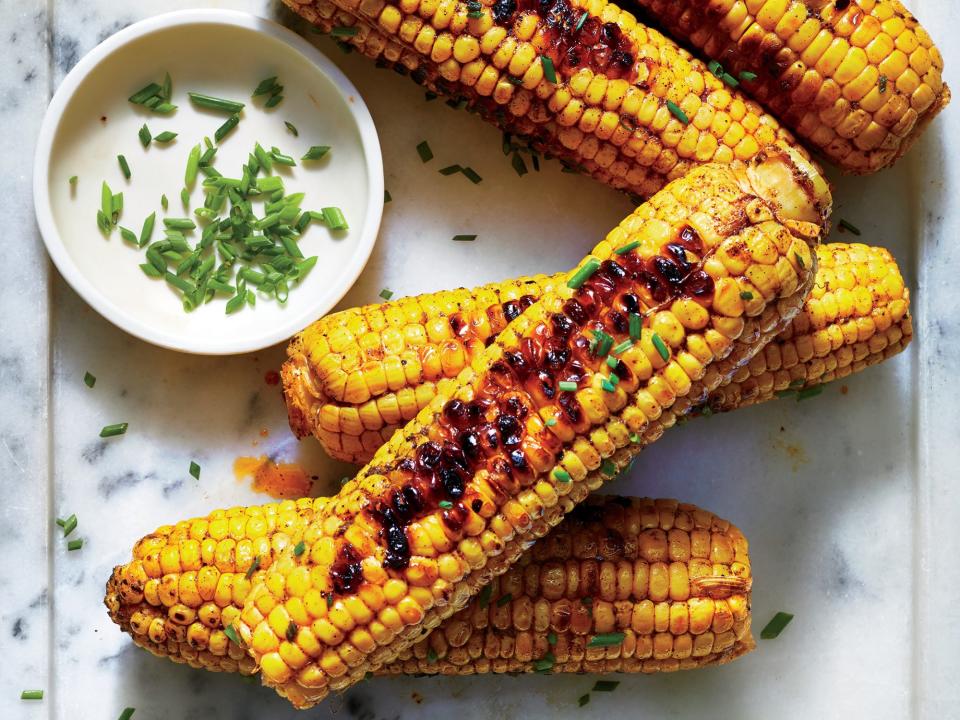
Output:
[3, 2, 958, 718]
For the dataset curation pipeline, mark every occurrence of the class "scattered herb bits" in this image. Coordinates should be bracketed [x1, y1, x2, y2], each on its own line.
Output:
[223, 624, 241, 645]
[587, 632, 625, 647]
[578, 694, 590, 707]
[69, 175, 78, 186]
[293, 541, 306, 556]
[383, 189, 392, 203]
[100, 422, 129, 438]
[302, 145, 330, 161]
[128, 73, 176, 114]
[138, 124, 152, 147]
[838, 219, 862, 236]
[541, 55, 558, 84]
[21, 690, 44, 701]
[452, 234, 476, 242]
[284, 121, 299, 136]
[188, 92, 244, 114]
[83, 371, 96, 388]
[253, 76, 280, 96]
[214, 114, 240, 143]
[189, 461, 201, 480]
[666, 100, 689, 124]
[67, 538, 84, 551]
[760, 611, 794, 639]
[416, 140, 433, 163]
[379, 288, 394, 301]
[592, 681, 619, 692]
[154, 131, 178, 144]
[330, 26, 359, 37]
[57, 513, 78, 536]
[118, 708, 136, 720]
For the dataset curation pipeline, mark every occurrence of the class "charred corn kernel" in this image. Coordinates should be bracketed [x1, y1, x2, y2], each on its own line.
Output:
[110, 153, 825, 708]
[282, 0, 809, 200]
[631, 0, 949, 173]
[107, 498, 754, 678]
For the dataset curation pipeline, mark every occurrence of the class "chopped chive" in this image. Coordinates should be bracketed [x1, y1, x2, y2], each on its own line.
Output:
[651, 332, 670, 362]
[164, 217, 196, 230]
[69, 175, 77, 186]
[293, 540, 306, 557]
[67, 538, 83, 551]
[427, 647, 438, 663]
[283, 121, 299, 137]
[189, 461, 201, 480]
[140, 264, 161, 278]
[383, 189, 392, 203]
[438, 500, 453, 509]
[558, 380, 578, 392]
[185, 144, 201, 187]
[439, 164, 463, 176]
[614, 240, 640, 255]
[214, 114, 240, 143]
[878, 74, 888, 94]
[285, 620, 298, 642]
[630, 433, 641, 443]
[271, 146, 296, 166]
[553, 468, 571, 483]
[760, 611, 794, 639]
[321, 207, 348, 231]
[541, 55, 558, 84]
[838, 219, 861, 236]
[511, 152, 528, 176]
[416, 140, 433, 162]
[139, 212, 156, 248]
[83, 371, 96, 388]
[740, 291, 754, 300]
[592, 680, 619, 692]
[302, 145, 331, 161]
[533, 652, 555, 672]
[154, 131, 178, 143]
[59, 514, 78, 537]
[575, 11, 588, 31]
[476, 584, 494, 609]
[223, 624, 242, 645]
[128, 82, 162, 105]
[326, 594, 334, 609]
[160, 193, 168, 209]
[379, 288, 394, 300]
[467, 9, 484, 18]
[154, 102, 177, 114]
[496, 592, 513, 607]
[796, 385, 824, 402]
[253, 76, 279, 96]
[600, 460, 617, 477]
[547, 632, 557, 645]
[666, 100, 689, 123]
[330, 26, 359, 36]
[101, 181, 113, 226]
[245, 555, 261, 579]
[794, 251, 806, 269]
[100, 422, 128, 438]
[21, 690, 44, 700]
[452, 234, 476, 242]
[187, 92, 244, 114]
[739, 71, 758, 82]
[119, 226, 137, 245]
[790, 378, 805, 387]
[118, 708, 136, 720]
[601, 378, 616, 393]
[180, 187, 190, 207]
[707, 60, 724, 78]
[611, 339, 633, 356]
[578, 694, 590, 707]
[606, 356, 619, 369]
[721, 72, 739, 88]
[587, 632, 625, 647]
[138, 124, 152, 147]
[461, 166, 482, 184]
[567, 258, 600, 289]
[161, 72, 172, 100]
[545, 417, 558, 427]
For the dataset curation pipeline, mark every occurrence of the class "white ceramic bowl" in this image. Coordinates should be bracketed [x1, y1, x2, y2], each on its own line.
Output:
[34, 9, 383, 354]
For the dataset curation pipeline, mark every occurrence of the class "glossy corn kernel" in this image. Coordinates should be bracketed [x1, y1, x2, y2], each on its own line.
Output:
[106, 497, 753, 678]
[286, 239, 909, 465]
[282, 0, 811, 199]
[630, 0, 949, 173]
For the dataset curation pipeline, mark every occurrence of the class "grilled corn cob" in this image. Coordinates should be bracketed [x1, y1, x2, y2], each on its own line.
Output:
[109, 151, 828, 707]
[628, 0, 948, 173]
[105, 496, 753, 678]
[283, 0, 809, 199]
[284, 242, 910, 463]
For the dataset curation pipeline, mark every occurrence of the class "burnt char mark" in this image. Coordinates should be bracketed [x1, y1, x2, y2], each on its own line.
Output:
[331, 544, 363, 594]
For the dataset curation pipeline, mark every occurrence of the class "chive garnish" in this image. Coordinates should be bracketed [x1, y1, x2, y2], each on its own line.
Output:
[69, 175, 77, 186]
[587, 632, 625, 647]
[119, 226, 137, 245]
[138, 124, 152, 147]
[558, 380, 577, 392]
[600, 460, 617, 477]
[496, 592, 513, 607]
[601, 378, 616, 393]
[439, 164, 463, 176]
[326, 594, 334, 609]
[245, 555, 261, 579]
[180, 187, 190, 207]
[575, 11, 588, 31]
[384, 190, 392, 203]
[838, 219, 861, 236]
[760, 611, 793, 639]
[379, 288, 394, 300]
[438, 500, 453, 509]
[164, 217, 196, 230]
[611, 339, 633, 355]
[160, 194, 168, 209]
[592, 680, 619, 692]
[651, 332, 670, 361]
[878, 74, 888, 94]
[545, 417, 558, 426]
[567, 258, 600, 289]
[270, 147, 296, 166]
[283, 121, 299, 137]
[185, 144, 201, 187]
[578, 694, 590, 707]
[118, 707, 136, 720]
[740, 291, 754, 300]
[541, 55, 558, 84]
[129, 75, 177, 114]
[188, 92, 244, 114]
[223, 624, 242, 645]
[416, 140, 433, 162]
[511, 152, 528, 176]
[452, 234, 476, 242]
[83, 371, 96, 388]
[614, 240, 640, 255]
[794, 251, 805, 270]
[739, 70, 757, 82]
[154, 131, 178, 143]
[606, 356, 619, 369]
[293, 541, 306, 557]
[189, 461, 201, 480]
[630, 433, 641, 444]
[302, 145, 331, 161]
[58, 514, 78, 536]
[478, 583, 493, 608]
[285, 621, 298, 642]
[547, 632, 557, 645]
[67, 538, 83, 551]
[553, 468, 571, 483]
[128, 82, 161, 105]
[321, 207, 348, 231]
[214, 114, 240, 143]
[330, 26, 359, 37]
[100, 181, 113, 231]
[467, 9, 484, 18]
[100, 422, 128, 438]
[427, 647, 438, 663]
[796, 385, 824, 402]
[666, 100, 689, 123]
[707, 60, 724, 78]
[462, 166, 482, 184]
[533, 652, 555, 672]
[721, 72, 739, 88]
[20, 690, 44, 700]
[253, 76, 279, 96]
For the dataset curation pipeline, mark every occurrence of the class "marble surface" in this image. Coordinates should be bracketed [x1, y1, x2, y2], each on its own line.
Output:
[2, 1, 959, 718]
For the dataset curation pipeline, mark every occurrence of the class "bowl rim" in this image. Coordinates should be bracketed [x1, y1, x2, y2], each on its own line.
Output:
[33, 8, 383, 355]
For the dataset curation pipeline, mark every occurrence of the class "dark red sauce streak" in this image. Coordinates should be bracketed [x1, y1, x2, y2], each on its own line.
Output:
[332, 225, 715, 592]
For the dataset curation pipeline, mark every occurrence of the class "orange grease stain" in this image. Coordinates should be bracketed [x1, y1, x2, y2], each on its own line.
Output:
[234, 455, 312, 498]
